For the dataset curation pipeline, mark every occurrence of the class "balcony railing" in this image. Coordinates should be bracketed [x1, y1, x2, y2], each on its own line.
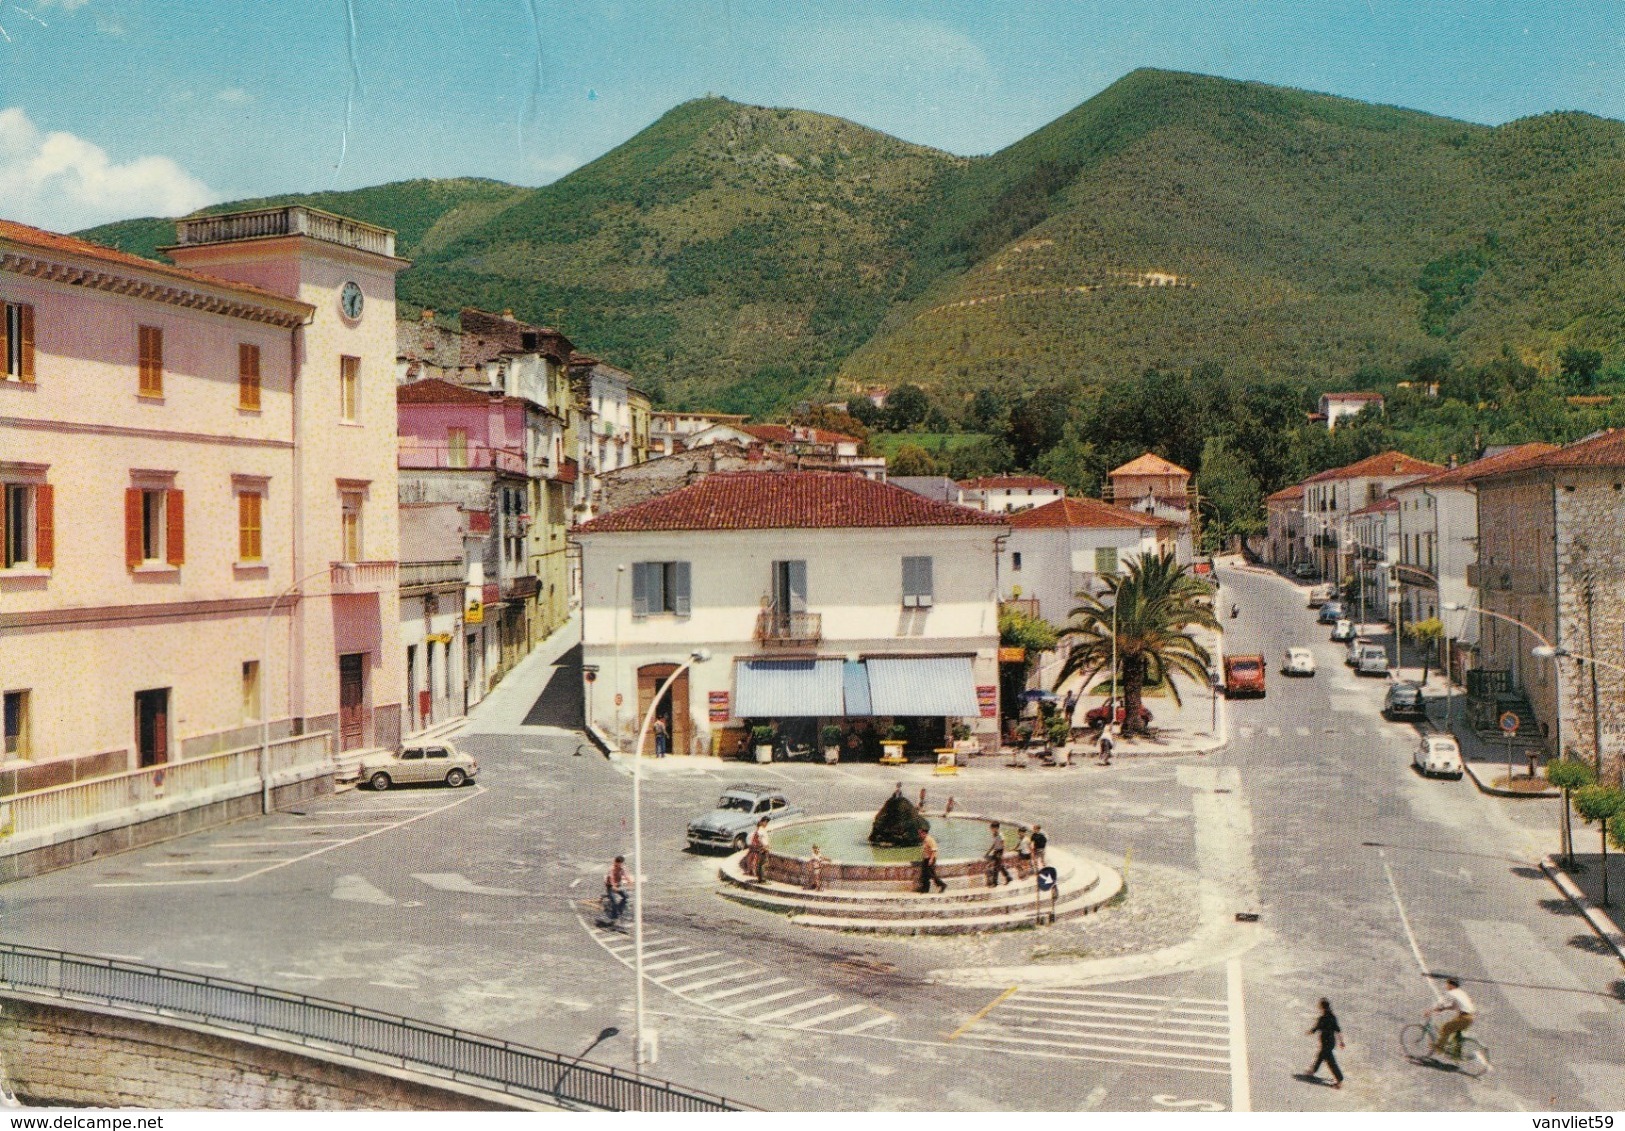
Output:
[755, 610, 822, 647]
[331, 561, 397, 594]
[398, 443, 526, 475]
[399, 559, 464, 589]
[175, 206, 396, 257]
[1001, 598, 1041, 619]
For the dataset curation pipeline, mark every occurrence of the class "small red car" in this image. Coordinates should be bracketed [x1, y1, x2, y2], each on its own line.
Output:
[1084, 702, 1153, 730]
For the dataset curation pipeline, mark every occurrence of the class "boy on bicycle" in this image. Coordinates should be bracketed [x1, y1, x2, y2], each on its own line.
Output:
[1427, 977, 1476, 1057]
[604, 855, 631, 923]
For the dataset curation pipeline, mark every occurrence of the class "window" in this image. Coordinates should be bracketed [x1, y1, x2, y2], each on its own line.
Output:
[126, 486, 183, 567]
[2, 482, 52, 569]
[2, 302, 35, 383]
[771, 560, 807, 614]
[242, 661, 260, 722]
[1095, 546, 1119, 575]
[238, 490, 263, 562]
[631, 560, 690, 616]
[902, 555, 933, 608]
[1012, 551, 1022, 572]
[341, 491, 363, 562]
[339, 355, 360, 421]
[3, 690, 29, 758]
[138, 325, 163, 396]
[238, 343, 261, 410]
[447, 428, 468, 468]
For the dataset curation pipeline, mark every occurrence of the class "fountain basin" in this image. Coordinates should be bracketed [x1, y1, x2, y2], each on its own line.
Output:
[758, 812, 1020, 890]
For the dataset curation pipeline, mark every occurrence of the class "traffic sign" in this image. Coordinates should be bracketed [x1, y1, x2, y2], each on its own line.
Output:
[1036, 866, 1059, 892]
[1499, 711, 1520, 735]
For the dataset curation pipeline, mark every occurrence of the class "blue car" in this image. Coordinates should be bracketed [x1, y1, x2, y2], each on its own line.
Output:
[1317, 600, 1345, 625]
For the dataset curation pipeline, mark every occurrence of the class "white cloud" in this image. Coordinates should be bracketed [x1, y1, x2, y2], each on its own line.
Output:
[0, 107, 215, 231]
[525, 152, 582, 183]
[778, 16, 992, 85]
[215, 88, 252, 105]
[35, 0, 94, 9]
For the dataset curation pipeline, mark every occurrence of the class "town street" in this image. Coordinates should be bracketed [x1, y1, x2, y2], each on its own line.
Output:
[2, 564, 1621, 1111]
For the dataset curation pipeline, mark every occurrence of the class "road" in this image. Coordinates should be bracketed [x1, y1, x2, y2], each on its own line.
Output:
[1, 564, 1621, 1111]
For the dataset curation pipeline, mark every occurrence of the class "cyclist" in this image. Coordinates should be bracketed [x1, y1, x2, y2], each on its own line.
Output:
[603, 855, 631, 924]
[1426, 977, 1476, 1057]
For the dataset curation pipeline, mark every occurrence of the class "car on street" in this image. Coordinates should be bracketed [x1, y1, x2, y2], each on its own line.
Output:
[1308, 584, 1336, 608]
[686, 783, 804, 851]
[1331, 618, 1356, 642]
[1346, 637, 1367, 665]
[1317, 600, 1346, 625]
[1223, 654, 1267, 698]
[1414, 734, 1464, 779]
[359, 741, 479, 790]
[1355, 643, 1391, 676]
[1084, 701, 1153, 730]
[1292, 562, 1320, 580]
[1282, 647, 1317, 676]
[1383, 681, 1428, 720]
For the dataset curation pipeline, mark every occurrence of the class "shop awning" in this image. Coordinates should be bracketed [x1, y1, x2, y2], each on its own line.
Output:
[863, 656, 980, 717]
[843, 660, 873, 717]
[734, 659, 846, 717]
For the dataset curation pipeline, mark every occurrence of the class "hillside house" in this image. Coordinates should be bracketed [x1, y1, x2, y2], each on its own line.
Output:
[959, 475, 1066, 515]
[1319, 391, 1385, 430]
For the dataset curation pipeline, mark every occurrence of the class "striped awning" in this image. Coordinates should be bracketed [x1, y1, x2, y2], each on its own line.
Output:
[863, 656, 980, 717]
[734, 659, 845, 717]
[843, 660, 873, 717]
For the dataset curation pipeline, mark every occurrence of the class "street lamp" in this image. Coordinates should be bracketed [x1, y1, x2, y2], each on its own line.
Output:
[1531, 645, 1625, 774]
[629, 647, 709, 1069]
[260, 564, 352, 815]
[1444, 601, 1559, 761]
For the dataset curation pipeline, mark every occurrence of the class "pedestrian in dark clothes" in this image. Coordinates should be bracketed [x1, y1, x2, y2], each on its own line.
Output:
[917, 829, 948, 893]
[1030, 824, 1048, 870]
[1306, 998, 1345, 1088]
[985, 822, 1013, 886]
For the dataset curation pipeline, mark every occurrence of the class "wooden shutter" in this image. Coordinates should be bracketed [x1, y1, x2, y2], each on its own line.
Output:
[18, 305, 34, 383]
[786, 560, 807, 613]
[672, 561, 692, 616]
[138, 326, 162, 394]
[165, 489, 185, 565]
[125, 488, 143, 568]
[239, 343, 260, 409]
[902, 556, 920, 606]
[915, 556, 933, 606]
[33, 484, 52, 569]
[0, 306, 8, 374]
[631, 562, 649, 616]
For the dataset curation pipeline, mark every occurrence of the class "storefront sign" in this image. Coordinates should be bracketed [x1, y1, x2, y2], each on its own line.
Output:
[976, 685, 998, 718]
[709, 690, 731, 723]
[998, 646, 1026, 663]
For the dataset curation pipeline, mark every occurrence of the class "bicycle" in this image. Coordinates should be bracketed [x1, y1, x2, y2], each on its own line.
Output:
[595, 888, 628, 931]
[1400, 1017, 1490, 1077]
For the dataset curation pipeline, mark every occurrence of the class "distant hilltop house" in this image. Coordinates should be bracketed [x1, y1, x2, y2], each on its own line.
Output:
[1102, 452, 1196, 561]
[649, 410, 750, 457]
[684, 421, 887, 479]
[1319, 391, 1385, 430]
[958, 475, 1066, 514]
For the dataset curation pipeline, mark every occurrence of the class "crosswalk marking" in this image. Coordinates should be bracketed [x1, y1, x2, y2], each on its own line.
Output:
[1266, 727, 1281, 737]
[580, 919, 893, 1037]
[952, 984, 1233, 1077]
[1237, 726, 1254, 737]
[1295, 726, 1310, 736]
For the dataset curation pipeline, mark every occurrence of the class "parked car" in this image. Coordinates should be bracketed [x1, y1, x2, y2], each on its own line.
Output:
[1317, 600, 1346, 625]
[1282, 647, 1317, 676]
[1308, 584, 1336, 608]
[1331, 618, 1356, 642]
[1414, 734, 1464, 779]
[1292, 563, 1320, 580]
[1345, 637, 1366, 665]
[1383, 681, 1427, 720]
[686, 784, 803, 852]
[1223, 654, 1267, 698]
[359, 741, 479, 791]
[1355, 643, 1391, 677]
[1085, 701, 1153, 730]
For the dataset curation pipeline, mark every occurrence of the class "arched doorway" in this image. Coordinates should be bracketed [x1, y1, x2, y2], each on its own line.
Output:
[636, 663, 692, 756]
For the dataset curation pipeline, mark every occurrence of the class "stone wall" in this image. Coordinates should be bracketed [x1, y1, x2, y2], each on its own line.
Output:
[0, 996, 535, 1110]
[1554, 470, 1625, 784]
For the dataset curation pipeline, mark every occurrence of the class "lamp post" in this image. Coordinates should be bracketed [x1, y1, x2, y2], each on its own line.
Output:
[1109, 584, 1120, 738]
[260, 563, 352, 815]
[629, 647, 709, 1069]
[1531, 645, 1625, 775]
[1444, 601, 1558, 762]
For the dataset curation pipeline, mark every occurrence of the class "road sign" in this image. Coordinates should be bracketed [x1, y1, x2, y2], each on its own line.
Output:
[1499, 711, 1520, 735]
[1036, 866, 1058, 892]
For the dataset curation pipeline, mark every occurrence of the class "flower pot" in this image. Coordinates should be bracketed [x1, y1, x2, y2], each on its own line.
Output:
[822, 745, 840, 765]
[880, 740, 907, 764]
[754, 743, 773, 764]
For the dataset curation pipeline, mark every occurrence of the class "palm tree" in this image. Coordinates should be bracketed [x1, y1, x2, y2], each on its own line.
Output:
[1054, 550, 1220, 736]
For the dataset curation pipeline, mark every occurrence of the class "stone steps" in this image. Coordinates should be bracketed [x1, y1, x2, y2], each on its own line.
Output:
[793, 868, 1124, 935]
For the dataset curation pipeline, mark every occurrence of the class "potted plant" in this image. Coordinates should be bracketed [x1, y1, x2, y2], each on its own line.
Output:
[820, 724, 843, 765]
[880, 722, 909, 762]
[1046, 713, 1072, 762]
[750, 725, 775, 764]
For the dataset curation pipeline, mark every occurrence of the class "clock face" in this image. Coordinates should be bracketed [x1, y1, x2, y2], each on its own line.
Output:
[340, 281, 364, 320]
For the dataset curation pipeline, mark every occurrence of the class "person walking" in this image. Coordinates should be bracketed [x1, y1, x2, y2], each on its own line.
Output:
[1097, 731, 1114, 765]
[652, 716, 669, 758]
[805, 844, 826, 891]
[743, 816, 770, 883]
[1015, 827, 1034, 879]
[916, 828, 948, 893]
[986, 822, 1013, 887]
[1305, 998, 1345, 1089]
[1030, 823, 1048, 870]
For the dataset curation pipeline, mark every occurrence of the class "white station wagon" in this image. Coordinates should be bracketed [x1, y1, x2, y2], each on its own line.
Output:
[1282, 647, 1317, 676]
[359, 741, 479, 791]
[1414, 735, 1463, 779]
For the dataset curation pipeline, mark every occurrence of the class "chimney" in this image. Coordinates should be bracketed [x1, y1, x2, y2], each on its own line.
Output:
[502, 309, 516, 321]
[421, 309, 436, 324]
[1448, 453, 1459, 469]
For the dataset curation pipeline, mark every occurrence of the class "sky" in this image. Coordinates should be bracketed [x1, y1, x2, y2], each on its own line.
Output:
[2, 1, 1622, 232]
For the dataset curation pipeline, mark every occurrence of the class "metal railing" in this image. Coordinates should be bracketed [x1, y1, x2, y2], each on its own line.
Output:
[330, 560, 398, 594]
[0, 944, 749, 1112]
[400, 559, 465, 589]
[175, 207, 396, 257]
[755, 610, 821, 646]
[0, 733, 331, 842]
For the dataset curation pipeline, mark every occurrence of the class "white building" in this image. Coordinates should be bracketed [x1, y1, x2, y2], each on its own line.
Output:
[1001, 497, 1181, 626]
[649, 410, 748, 456]
[1319, 391, 1385, 430]
[959, 475, 1066, 514]
[574, 472, 1008, 759]
[1301, 451, 1442, 584]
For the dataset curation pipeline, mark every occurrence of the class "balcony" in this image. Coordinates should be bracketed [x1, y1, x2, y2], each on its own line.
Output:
[175, 206, 396, 257]
[398, 442, 526, 475]
[399, 559, 464, 589]
[330, 560, 397, 594]
[755, 610, 822, 648]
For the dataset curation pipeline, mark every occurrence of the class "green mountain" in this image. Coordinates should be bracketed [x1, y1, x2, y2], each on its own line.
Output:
[75, 72, 1625, 414]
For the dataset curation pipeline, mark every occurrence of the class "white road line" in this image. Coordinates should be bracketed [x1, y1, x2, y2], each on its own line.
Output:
[369, 981, 418, 989]
[184, 962, 229, 969]
[142, 859, 269, 867]
[1005, 1005, 1230, 1033]
[643, 953, 723, 973]
[1228, 957, 1251, 1113]
[792, 1003, 869, 1029]
[837, 1015, 895, 1035]
[662, 967, 756, 993]
[212, 839, 347, 847]
[266, 821, 400, 829]
[1237, 726, 1254, 738]
[1379, 848, 1441, 1002]
[691, 978, 789, 1003]
[1010, 994, 1229, 1018]
[1295, 726, 1310, 736]
[635, 945, 691, 962]
[715, 985, 806, 1010]
[1266, 727, 1281, 737]
[274, 972, 323, 980]
[990, 1020, 1227, 1054]
[966, 1029, 1231, 1067]
[1016, 988, 1227, 1007]
[747, 994, 839, 1023]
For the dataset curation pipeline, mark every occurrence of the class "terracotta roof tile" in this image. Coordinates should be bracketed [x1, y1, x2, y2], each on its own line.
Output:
[1350, 497, 1399, 516]
[1108, 452, 1190, 478]
[959, 475, 1065, 491]
[397, 377, 520, 406]
[1464, 429, 1625, 479]
[1304, 450, 1442, 484]
[1266, 483, 1306, 502]
[1007, 497, 1177, 530]
[1398, 443, 1560, 489]
[1322, 391, 1385, 402]
[575, 471, 1007, 533]
[743, 424, 859, 446]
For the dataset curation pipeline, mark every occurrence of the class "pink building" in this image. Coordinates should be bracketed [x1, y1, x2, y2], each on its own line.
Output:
[1, 207, 405, 865]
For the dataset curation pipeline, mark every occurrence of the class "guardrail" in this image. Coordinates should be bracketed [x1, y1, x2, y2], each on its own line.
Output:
[0, 944, 750, 1112]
